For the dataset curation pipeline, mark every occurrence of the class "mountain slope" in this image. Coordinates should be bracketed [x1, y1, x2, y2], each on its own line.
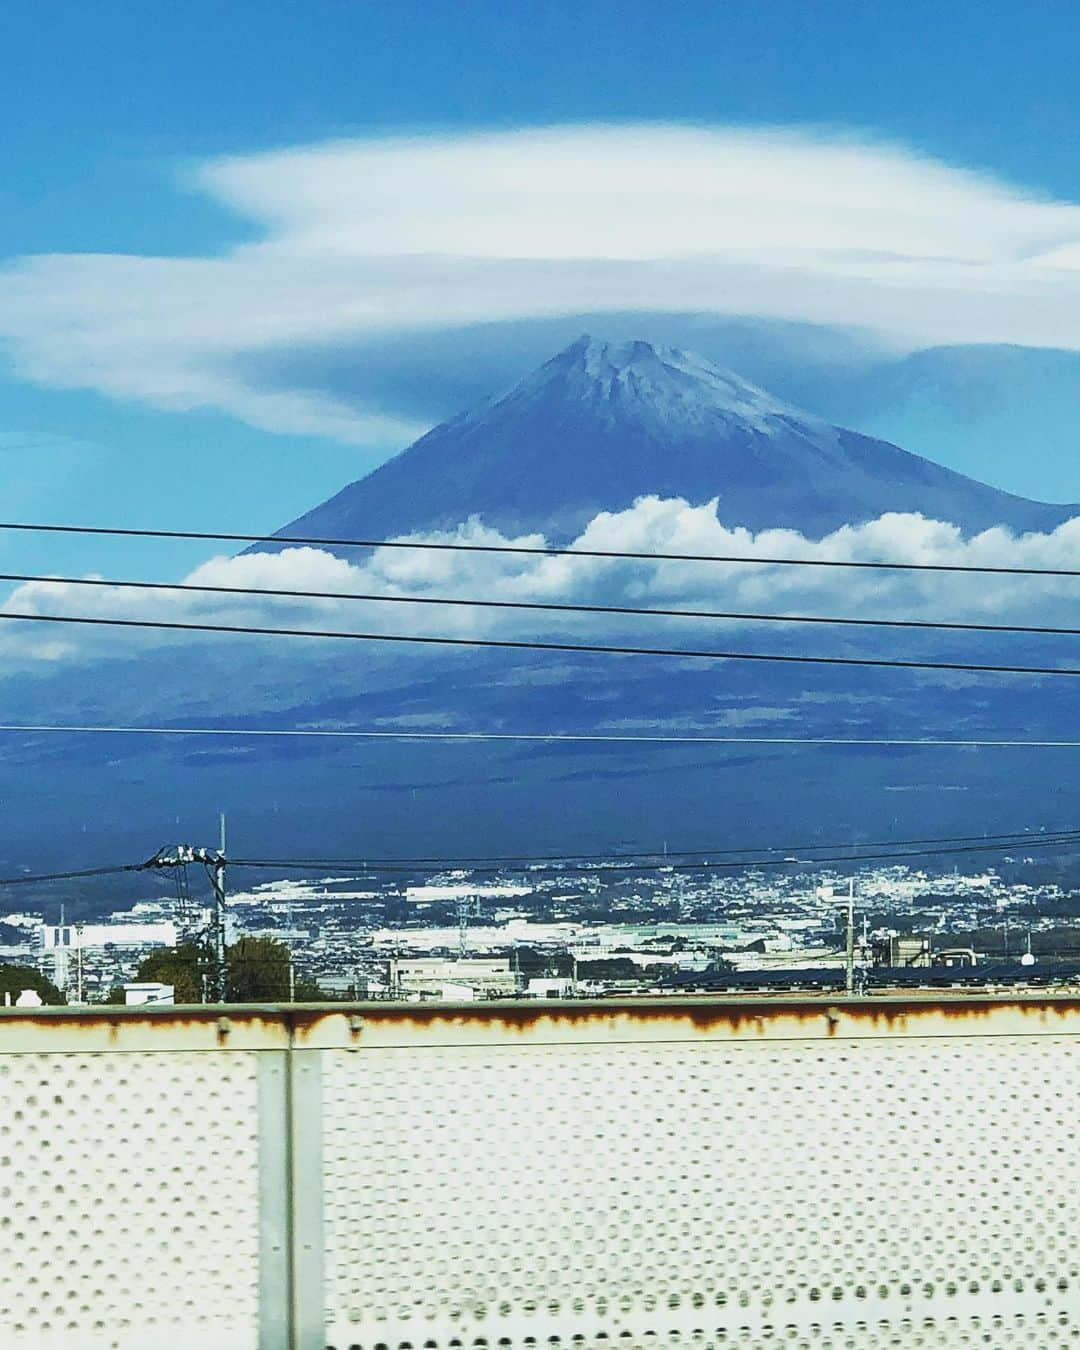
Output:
[269, 336, 1076, 545]
[819, 344, 1080, 505]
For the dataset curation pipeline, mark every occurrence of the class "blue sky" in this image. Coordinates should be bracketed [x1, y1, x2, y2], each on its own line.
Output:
[7, 0, 1080, 235]
[3, 0, 1080, 576]
[3, 1, 1080, 862]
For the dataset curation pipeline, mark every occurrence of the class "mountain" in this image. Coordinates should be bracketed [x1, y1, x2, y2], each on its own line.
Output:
[6, 336, 1080, 880]
[268, 336, 1076, 545]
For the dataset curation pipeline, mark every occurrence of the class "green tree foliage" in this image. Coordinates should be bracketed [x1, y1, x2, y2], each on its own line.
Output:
[576, 957, 651, 981]
[515, 946, 572, 978]
[134, 943, 204, 1004]
[227, 935, 291, 1002]
[135, 937, 324, 1003]
[0, 962, 64, 1006]
[293, 977, 326, 1001]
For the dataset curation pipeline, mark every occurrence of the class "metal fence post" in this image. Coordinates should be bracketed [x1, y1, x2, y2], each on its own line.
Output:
[258, 1051, 292, 1350]
[289, 1048, 326, 1349]
[259, 1044, 325, 1350]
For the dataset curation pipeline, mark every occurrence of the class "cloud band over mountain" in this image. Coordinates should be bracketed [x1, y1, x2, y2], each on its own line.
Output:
[6, 500, 1080, 670]
[3, 123, 1080, 444]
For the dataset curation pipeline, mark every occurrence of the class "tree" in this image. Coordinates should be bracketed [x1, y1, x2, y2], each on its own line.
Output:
[577, 957, 646, 981]
[227, 935, 291, 1002]
[0, 962, 64, 1006]
[134, 943, 204, 1004]
[134, 937, 317, 1003]
[293, 976, 327, 1001]
[514, 946, 572, 979]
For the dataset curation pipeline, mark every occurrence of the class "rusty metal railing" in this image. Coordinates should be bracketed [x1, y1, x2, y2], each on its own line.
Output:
[2, 995, 1079, 1349]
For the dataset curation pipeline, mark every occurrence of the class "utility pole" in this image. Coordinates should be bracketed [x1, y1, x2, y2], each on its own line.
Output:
[54, 903, 68, 998]
[208, 858, 226, 1000]
[214, 813, 228, 1002]
[141, 838, 228, 1001]
[845, 877, 855, 997]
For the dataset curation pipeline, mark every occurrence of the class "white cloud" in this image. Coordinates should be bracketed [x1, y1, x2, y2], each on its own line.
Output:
[198, 125, 1073, 265]
[2, 124, 1080, 441]
[3, 498, 1080, 668]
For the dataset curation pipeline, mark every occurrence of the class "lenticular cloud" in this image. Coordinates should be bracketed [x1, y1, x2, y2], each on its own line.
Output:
[3, 124, 1080, 441]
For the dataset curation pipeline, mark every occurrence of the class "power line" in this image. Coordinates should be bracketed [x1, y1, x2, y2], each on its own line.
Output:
[0, 723, 1079, 747]
[5, 610, 1080, 678]
[5, 569, 1080, 637]
[227, 833, 1080, 877]
[0, 863, 140, 887]
[225, 827, 1080, 868]
[1, 830, 1076, 892]
[0, 519, 1077, 577]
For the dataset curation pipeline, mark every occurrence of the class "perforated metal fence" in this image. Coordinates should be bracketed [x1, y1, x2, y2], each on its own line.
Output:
[2, 997, 1080, 1349]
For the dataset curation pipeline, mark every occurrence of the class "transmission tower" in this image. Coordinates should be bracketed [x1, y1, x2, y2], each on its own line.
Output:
[456, 895, 482, 958]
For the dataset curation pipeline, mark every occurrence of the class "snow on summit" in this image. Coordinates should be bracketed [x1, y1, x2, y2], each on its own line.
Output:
[262, 335, 1078, 548]
[506, 336, 801, 435]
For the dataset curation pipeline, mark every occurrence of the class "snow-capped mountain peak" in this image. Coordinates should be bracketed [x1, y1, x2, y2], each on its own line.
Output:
[503, 334, 807, 435]
[264, 335, 1076, 547]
